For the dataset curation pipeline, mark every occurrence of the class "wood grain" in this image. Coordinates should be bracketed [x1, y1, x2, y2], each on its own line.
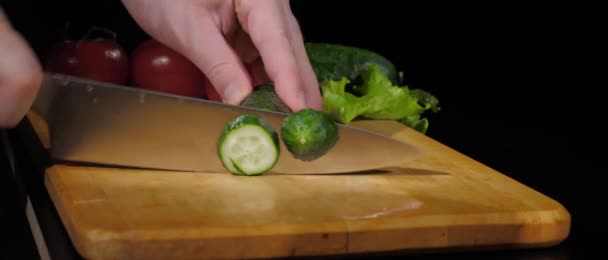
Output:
[35, 117, 570, 260]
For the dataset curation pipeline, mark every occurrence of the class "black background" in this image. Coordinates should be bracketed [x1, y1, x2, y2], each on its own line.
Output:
[0, 0, 599, 259]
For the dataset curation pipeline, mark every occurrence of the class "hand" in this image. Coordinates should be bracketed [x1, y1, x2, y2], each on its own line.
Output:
[121, 0, 322, 111]
[0, 9, 43, 128]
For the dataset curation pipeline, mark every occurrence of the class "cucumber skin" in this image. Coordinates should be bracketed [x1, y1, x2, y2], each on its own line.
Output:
[240, 84, 292, 114]
[217, 114, 280, 175]
[305, 42, 399, 84]
[281, 109, 339, 161]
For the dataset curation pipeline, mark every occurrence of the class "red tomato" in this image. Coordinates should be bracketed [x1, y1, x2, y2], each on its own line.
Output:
[129, 39, 207, 99]
[44, 41, 80, 76]
[44, 39, 129, 85]
[204, 78, 223, 102]
[77, 40, 128, 84]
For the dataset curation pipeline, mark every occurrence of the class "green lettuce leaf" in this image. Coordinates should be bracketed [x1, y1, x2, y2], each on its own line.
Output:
[399, 115, 429, 134]
[320, 65, 439, 133]
[410, 89, 441, 113]
[321, 77, 366, 123]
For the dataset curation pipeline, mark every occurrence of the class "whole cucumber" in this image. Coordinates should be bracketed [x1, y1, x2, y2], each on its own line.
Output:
[240, 84, 292, 113]
[305, 42, 399, 84]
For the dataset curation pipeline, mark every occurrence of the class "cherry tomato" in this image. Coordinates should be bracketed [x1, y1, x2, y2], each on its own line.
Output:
[204, 78, 223, 102]
[129, 39, 207, 99]
[44, 41, 80, 77]
[77, 40, 128, 85]
[44, 29, 129, 85]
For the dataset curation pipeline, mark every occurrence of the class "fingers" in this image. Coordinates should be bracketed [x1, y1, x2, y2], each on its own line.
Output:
[0, 12, 43, 128]
[236, 0, 313, 111]
[122, 0, 252, 105]
[122, 0, 320, 109]
[184, 13, 252, 105]
[285, 15, 322, 110]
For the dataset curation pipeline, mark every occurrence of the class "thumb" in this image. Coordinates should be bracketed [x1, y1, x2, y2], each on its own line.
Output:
[0, 11, 43, 127]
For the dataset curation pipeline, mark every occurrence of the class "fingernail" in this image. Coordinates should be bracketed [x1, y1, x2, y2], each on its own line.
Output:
[222, 83, 246, 105]
[295, 88, 308, 110]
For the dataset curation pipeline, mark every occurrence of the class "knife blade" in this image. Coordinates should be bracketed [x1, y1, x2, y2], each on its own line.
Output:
[30, 73, 420, 174]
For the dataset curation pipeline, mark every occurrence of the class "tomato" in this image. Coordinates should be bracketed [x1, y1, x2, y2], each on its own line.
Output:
[129, 39, 207, 99]
[77, 40, 128, 84]
[44, 41, 80, 77]
[44, 28, 129, 85]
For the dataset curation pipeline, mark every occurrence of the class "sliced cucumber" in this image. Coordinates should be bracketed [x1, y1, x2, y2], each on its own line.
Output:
[218, 114, 279, 176]
[281, 109, 339, 161]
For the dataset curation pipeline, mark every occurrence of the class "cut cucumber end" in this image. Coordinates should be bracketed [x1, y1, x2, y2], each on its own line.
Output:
[218, 115, 280, 176]
[281, 109, 339, 161]
[221, 125, 278, 175]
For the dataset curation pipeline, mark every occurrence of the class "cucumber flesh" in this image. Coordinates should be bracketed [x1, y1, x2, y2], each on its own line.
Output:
[218, 115, 279, 176]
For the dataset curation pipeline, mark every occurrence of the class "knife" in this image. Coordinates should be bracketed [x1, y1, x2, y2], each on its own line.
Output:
[29, 73, 419, 174]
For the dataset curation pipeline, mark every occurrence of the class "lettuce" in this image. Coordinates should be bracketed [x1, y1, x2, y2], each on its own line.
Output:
[320, 78, 365, 124]
[321, 65, 440, 133]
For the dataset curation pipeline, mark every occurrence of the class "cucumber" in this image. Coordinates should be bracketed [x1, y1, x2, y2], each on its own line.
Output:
[281, 109, 339, 161]
[240, 84, 291, 113]
[305, 42, 399, 84]
[218, 114, 280, 175]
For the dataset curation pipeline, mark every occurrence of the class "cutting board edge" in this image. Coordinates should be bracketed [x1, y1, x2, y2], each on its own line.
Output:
[345, 209, 571, 254]
[43, 209, 571, 260]
[44, 205, 571, 242]
[51, 226, 570, 260]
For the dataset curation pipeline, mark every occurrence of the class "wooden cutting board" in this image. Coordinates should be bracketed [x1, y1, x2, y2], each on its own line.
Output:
[30, 114, 570, 260]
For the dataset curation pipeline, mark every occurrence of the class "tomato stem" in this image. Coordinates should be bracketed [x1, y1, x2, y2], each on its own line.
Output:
[81, 26, 117, 42]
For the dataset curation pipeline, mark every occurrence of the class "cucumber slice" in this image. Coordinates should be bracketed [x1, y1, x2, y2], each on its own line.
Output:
[218, 114, 280, 176]
[281, 109, 339, 161]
